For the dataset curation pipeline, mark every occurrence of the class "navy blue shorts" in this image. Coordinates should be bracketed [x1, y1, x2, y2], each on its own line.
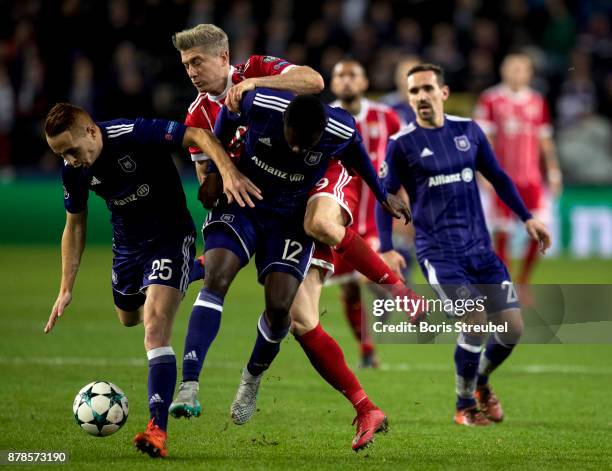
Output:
[419, 249, 520, 316]
[111, 231, 196, 311]
[203, 203, 314, 284]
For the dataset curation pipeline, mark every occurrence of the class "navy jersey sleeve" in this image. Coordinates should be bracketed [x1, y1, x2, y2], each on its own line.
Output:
[375, 138, 405, 252]
[61, 163, 89, 213]
[131, 118, 187, 147]
[337, 133, 387, 204]
[214, 91, 253, 147]
[474, 123, 532, 222]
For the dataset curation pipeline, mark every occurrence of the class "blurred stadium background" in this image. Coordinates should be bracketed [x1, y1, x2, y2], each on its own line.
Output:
[0, 0, 611, 257]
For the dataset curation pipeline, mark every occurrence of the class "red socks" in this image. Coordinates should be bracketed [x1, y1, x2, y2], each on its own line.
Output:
[296, 323, 376, 413]
[497, 232, 539, 284]
[495, 231, 509, 266]
[342, 298, 375, 355]
[334, 228, 402, 285]
[518, 239, 539, 284]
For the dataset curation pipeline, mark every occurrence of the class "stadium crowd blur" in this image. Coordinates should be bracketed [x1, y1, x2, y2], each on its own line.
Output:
[1, 0, 611, 183]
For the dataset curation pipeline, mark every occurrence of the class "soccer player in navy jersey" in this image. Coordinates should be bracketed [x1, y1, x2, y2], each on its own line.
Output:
[43, 103, 260, 458]
[376, 64, 551, 426]
[177, 87, 408, 447]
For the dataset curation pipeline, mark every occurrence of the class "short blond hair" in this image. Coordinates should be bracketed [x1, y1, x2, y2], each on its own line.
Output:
[172, 24, 229, 55]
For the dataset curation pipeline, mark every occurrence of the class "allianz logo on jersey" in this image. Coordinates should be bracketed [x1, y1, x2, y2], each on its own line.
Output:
[110, 184, 150, 206]
[250, 155, 304, 182]
[428, 168, 474, 187]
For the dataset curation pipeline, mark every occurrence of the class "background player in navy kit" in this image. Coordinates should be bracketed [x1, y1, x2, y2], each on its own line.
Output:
[42, 103, 260, 458]
[179, 87, 408, 440]
[376, 64, 551, 426]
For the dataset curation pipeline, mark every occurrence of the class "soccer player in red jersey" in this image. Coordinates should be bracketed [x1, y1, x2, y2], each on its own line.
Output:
[474, 53, 562, 296]
[175, 24, 323, 187]
[322, 59, 402, 367]
[168, 24, 412, 451]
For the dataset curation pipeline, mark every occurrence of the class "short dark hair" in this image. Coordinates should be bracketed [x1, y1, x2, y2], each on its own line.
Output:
[284, 94, 327, 138]
[406, 63, 445, 86]
[44, 103, 89, 137]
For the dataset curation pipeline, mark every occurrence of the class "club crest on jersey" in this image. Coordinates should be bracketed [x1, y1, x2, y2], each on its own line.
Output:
[461, 168, 474, 183]
[304, 151, 322, 166]
[221, 214, 235, 223]
[118, 155, 137, 172]
[379, 161, 388, 178]
[454, 135, 470, 152]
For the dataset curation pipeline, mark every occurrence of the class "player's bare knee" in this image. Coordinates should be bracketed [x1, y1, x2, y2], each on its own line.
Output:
[115, 307, 142, 327]
[203, 271, 234, 297]
[290, 317, 318, 337]
[265, 302, 292, 331]
[491, 308, 523, 345]
[304, 213, 333, 242]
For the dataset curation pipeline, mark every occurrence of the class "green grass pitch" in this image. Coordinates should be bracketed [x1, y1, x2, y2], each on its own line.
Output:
[1, 245, 611, 470]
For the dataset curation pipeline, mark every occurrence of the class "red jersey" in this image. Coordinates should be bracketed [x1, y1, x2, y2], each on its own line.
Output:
[330, 98, 400, 237]
[184, 55, 295, 161]
[474, 84, 552, 186]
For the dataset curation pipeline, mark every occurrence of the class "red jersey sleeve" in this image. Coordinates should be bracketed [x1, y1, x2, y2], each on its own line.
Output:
[385, 108, 401, 136]
[539, 96, 553, 139]
[242, 55, 296, 79]
[473, 93, 496, 136]
[184, 94, 213, 161]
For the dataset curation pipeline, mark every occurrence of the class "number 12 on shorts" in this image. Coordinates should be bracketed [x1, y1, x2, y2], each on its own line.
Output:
[282, 239, 303, 264]
[149, 259, 173, 280]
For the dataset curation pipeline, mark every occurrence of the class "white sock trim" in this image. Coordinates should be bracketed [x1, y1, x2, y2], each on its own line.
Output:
[194, 299, 223, 312]
[147, 346, 175, 360]
[457, 342, 483, 354]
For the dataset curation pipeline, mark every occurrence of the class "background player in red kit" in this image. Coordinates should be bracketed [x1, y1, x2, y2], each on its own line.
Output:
[474, 52, 562, 295]
[326, 59, 401, 367]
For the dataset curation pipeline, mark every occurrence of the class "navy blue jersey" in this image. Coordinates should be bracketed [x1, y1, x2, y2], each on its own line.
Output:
[62, 118, 194, 243]
[378, 115, 531, 259]
[214, 88, 386, 217]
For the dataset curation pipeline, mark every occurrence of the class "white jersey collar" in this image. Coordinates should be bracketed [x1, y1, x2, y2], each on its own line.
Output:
[207, 66, 235, 103]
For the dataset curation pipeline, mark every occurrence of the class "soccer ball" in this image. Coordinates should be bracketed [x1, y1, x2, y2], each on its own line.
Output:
[73, 381, 129, 437]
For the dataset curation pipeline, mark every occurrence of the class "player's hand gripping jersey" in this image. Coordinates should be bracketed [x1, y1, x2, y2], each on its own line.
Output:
[184, 55, 296, 162]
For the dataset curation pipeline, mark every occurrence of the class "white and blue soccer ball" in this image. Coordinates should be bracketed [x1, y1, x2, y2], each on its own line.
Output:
[73, 381, 129, 437]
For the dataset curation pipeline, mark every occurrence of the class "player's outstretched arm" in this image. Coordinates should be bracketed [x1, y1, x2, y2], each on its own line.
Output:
[45, 211, 87, 334]
[540, 136, 563, 197]
[183, 127, 262, 208]
[225, 66, 324, 112]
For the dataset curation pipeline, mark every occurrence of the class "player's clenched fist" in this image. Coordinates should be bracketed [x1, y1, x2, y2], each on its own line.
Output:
[225, 78, 257, 113]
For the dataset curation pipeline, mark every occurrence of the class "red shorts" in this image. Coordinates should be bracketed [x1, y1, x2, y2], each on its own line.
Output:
[308, 160, 374, 280]
[491, 182, 549, 230]
[308, 160, 359, 226]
